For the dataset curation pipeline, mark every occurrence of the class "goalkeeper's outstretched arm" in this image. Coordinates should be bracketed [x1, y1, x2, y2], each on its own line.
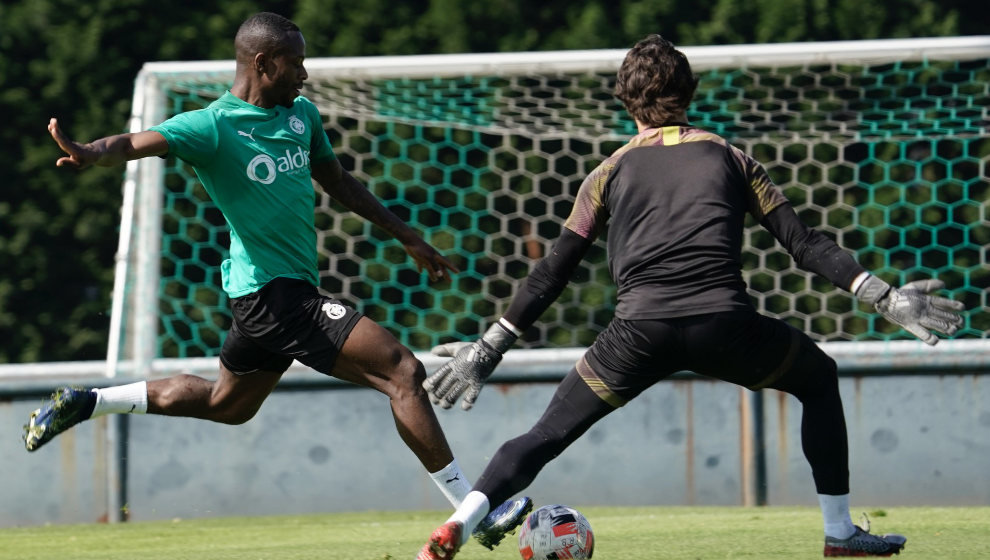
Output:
[762, 202, 965, 345]
[500, 228, 593, 331]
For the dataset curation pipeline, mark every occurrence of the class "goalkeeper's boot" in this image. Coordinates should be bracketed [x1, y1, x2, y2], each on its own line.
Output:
[472, 496, 533, 549]
[824, 521, 907, 557]
[23, 387, 96, 452]
[416, 520, 463, 560]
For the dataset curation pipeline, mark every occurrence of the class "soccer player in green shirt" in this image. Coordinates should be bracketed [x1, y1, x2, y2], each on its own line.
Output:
[28, 11, 530, 548]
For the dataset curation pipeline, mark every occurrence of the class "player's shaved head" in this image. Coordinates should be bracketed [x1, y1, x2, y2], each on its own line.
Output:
[235, 12, 301, 62]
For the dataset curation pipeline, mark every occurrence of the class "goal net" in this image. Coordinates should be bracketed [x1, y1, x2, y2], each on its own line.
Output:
[110, 37, 990, 375]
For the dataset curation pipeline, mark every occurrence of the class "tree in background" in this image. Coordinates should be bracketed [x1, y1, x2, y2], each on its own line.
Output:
[0, 0, 985, 363]
[0, 0, 276, 362]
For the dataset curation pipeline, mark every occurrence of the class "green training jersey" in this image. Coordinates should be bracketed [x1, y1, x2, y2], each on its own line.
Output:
[150, 91, 335, 298]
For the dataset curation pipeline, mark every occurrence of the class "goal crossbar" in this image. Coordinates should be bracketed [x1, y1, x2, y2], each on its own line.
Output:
[135, 35, 990, 79]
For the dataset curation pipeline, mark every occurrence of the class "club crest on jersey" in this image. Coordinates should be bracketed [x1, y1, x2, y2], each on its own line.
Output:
[288, 115, 305, 134]
[322, 302, 347, 320]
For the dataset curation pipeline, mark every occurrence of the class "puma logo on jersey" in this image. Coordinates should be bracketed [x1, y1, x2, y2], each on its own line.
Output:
[237, 128, 256, 141]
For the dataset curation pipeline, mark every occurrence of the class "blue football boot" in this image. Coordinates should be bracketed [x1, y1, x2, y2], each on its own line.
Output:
[23, 387, 96, 452]
[472, 496, 533, 550]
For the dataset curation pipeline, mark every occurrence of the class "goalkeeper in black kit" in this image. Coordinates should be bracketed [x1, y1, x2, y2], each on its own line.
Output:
[415, 34, 965, 560]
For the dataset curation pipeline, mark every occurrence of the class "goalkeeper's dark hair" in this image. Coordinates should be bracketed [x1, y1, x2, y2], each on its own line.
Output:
[235, 12, 300, 60]
[615, 35, 699, 127]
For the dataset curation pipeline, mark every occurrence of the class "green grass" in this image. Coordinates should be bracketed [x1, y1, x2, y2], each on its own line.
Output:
[1, 506, 988, 560]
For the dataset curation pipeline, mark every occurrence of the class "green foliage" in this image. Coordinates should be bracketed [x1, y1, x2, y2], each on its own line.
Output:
[0, 1, 279, 362]
[0, 0, 983, 362]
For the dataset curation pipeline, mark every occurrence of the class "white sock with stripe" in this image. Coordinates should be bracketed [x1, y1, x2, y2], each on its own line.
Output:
[429, 458, 472, 507]
[92, 381, 148, 417]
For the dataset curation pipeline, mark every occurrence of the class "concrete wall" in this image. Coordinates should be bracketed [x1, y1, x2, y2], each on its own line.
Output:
[2, 367, 988, 528]
[765, 373, 990, 506]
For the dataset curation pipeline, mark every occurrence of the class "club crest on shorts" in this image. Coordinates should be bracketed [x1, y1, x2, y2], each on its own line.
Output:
[322, 302, 346, 320]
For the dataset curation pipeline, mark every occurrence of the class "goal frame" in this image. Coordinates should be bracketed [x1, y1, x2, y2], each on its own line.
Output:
[109, 35, 990, 380]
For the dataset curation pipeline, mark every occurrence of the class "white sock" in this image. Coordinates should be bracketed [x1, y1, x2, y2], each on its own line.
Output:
[447, 491, 491, 545]
[429, 458, 472, 507]
[92, 381, 148, 417]
[818, 493, 856, 539]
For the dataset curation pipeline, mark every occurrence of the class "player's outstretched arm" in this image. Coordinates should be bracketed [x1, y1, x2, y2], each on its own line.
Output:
[48, 118, 167, 169]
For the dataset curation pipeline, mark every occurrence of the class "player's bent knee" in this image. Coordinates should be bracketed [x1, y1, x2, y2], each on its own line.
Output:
[363, 347, 427, 400]
[393, 354, 428, 392]
[773, 349, 839, 401]
[526, 423, 570, 459]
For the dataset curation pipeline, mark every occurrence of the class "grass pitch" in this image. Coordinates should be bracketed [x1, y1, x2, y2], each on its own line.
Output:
[1, 506, 988, 560]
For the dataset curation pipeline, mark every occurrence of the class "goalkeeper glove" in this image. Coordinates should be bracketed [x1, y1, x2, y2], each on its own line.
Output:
[854, 275, 965, 346]
[423, 319, 520, 410]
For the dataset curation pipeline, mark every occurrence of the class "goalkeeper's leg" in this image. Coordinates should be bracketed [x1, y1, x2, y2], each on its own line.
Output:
[470, 317, 683, 507]
[767, 328, 905, 556]
[682, 311, 906, 556]
[476, 367, 616, 506]
[768, 335, 849, 498]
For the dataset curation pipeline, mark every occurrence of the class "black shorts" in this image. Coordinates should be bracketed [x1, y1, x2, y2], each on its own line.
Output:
[219, 277, 363, 375]
[581, 308, 833, 406]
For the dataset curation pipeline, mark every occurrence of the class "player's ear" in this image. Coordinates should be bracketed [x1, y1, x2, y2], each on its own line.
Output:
[253, 53, 267, 74]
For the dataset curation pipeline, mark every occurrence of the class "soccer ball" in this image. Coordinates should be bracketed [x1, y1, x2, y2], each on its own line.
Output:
[518, 504, 594, 559]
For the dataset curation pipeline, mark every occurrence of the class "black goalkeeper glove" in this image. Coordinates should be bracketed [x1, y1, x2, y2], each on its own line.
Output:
[854, 275, 966, 345]
[423, 320, 519, 410]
